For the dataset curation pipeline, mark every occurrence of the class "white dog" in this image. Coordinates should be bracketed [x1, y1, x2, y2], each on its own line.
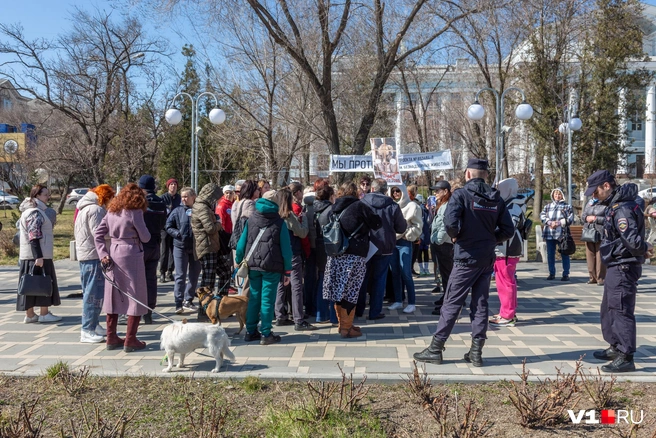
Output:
[160, 321, 235, 373]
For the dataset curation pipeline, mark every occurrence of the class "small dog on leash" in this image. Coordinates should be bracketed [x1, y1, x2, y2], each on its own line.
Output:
[160, 321, 235, 373]
[196, 286, 248, 334]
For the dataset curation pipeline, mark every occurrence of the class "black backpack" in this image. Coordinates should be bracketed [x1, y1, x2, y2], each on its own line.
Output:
[322, 207, 363, 257]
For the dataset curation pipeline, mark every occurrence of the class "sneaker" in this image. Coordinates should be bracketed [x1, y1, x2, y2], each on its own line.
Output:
[23, 315, 39, 324]
[275, 318, 294, 326]
[183, 301, 198, 311]
[159, 274, 167, 283]
[597, 281, 604, 286]
[38, 312, 62, 323]
[601, 353, 635, 373]
[431, 286, 441, 294]
[295, 320, 318, 331]
[388, 302, 403, 310]
[561, 275, 570, 281]
[546, 274, 555, 280]
[95, 324, 106, 336]
[402, 304, 416, 314]
[587, 279, 597, 284]
[260, 332, 282, 345]
[166, 272, 174, 282]
[489, 315, 517, 327]
[80, 329, 105, 344]
[175, 307, 184, 315]
[244, 331, 262, 342]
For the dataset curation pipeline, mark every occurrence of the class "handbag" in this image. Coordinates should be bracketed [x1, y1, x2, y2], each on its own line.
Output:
[236, 227, 267, 279]
[558, 224, 577, 256]
[580, 223, 600, 243]
[18, 265, 53, 297]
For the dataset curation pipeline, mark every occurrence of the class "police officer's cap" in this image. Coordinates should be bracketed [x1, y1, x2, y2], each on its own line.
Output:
[584, 170, 615, 197]
[466, 158, 489, 171]
[430, 181, 451, 191]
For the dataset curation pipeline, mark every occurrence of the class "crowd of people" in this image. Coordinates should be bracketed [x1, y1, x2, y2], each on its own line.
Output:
[13, 161, 652, 371]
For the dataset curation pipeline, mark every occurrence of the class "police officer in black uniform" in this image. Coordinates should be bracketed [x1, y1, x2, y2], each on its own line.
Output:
[585, 170, 652, 373]
[414, 158, 514, 367]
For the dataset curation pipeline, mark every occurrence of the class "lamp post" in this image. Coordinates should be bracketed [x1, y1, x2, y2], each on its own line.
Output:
[558, 89, 582, 206]
[467, 87, 533, 181]
[165, 92, 226, 191]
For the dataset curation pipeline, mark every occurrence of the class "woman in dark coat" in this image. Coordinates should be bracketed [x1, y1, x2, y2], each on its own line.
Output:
[582, 197, 606, 285]
[17, 185, 61, 323]
[318, 182, 382, 338]
[95, 183, 151, 352]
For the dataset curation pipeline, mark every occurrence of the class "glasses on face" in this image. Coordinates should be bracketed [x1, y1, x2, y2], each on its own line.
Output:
[361, 182, 370, 187]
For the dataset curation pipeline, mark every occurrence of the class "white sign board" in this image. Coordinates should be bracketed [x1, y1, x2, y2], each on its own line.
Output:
[329, 150, 453, 173]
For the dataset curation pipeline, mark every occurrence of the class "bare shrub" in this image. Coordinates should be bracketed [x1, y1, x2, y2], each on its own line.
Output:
[508, 358, 582, 428]
[305, 363, 370, 421]
[66, 402, 137, 438]
[0, 398, 46, 438]
[183, 385, 229, 438]
[56, 366, 91, 397]
[452, 397, 492, 438]
[577, 365, 616, 410]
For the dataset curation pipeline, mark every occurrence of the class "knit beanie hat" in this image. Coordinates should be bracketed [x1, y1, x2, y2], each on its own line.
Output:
[138, 175, 156, 191]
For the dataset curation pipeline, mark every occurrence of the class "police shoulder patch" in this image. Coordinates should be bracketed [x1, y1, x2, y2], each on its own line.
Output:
[617, 217, 628, 232]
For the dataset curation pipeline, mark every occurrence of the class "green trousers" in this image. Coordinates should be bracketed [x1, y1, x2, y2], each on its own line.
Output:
[247, 270, 282, 337]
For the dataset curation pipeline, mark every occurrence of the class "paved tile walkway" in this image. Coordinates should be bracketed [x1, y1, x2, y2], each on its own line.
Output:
[1, 260, 655, 381]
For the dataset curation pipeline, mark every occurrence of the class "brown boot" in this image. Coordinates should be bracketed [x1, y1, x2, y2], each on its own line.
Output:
[341, 307, 361, 334]
[105, 314, 124, 350]
[334, 303, 343, 331]
[340, 308, 362, 338]
[124, 316, 146, 353]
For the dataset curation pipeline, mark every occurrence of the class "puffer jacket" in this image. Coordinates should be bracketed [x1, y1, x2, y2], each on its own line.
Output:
[495, 178, 526, 258]
[581, 198, 606, 235]
[394, 185, 422, 242]
[192, 183, 223, 259]
[317, 196, 382, 258]
[74, 191, 107, 261]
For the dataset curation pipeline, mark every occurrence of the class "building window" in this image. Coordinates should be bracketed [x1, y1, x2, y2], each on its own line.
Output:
[631, 114, 642, 131]
[2, 98, 11, 110]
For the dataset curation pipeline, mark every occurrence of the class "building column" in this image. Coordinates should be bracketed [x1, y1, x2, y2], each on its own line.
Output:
[617, 88, 629, 178]
[644, 84, 656, 178]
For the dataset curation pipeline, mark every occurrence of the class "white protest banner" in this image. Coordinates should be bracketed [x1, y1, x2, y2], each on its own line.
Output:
[329, 155, 373, 172]
[328, 150, 454, 173]
[397, 150, 453, 171]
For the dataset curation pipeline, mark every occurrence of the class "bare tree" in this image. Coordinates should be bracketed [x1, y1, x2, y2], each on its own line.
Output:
[0, 8, 167, 185]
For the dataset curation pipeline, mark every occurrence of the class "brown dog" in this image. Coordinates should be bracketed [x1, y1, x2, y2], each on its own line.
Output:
[196, 287, 248, 334]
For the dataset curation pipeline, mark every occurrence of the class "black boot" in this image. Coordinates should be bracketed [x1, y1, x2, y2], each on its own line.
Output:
[413, 337, 445, 364]
[593, 345, 619, 361]
[143, 310, 153, 325]
[601, 352, 635, 373]
[464, 338, 485, 367]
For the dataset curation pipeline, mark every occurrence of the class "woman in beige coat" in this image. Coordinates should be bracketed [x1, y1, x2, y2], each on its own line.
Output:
[388, 184, 423, 313]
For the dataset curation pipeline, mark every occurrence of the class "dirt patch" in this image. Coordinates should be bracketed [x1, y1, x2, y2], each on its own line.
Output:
[0, 372, 654, 437]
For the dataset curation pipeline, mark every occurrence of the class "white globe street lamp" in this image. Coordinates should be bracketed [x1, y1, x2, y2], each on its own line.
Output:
[563, 89, 582, 205]
[467, 87, 533, 181]
[166, 92, 226, 191]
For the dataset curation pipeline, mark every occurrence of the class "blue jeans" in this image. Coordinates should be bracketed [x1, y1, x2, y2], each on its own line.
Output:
[315, 271, 330, 322]
[358, 254, 392, 318]
[391, 240, 416, 305]
[173, 247, 201, 307]
[79, 260, 104, 332]
[546, 239, 570, 277]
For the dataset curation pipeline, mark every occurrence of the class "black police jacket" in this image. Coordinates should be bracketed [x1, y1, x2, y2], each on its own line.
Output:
[144, 191, 167, 246]
[444, 178, 515, 267]
[600, 183, 648, 267]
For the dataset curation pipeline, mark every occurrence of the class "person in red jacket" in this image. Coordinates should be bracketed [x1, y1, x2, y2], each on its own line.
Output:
[214, 185, 236, 294]
[215, 185, 235, 233]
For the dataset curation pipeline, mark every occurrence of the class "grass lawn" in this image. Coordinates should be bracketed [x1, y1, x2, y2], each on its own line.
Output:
[0, 367, 654, 437]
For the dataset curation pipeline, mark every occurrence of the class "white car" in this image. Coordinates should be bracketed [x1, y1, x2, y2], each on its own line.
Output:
[66, 188, 89, 205]
[638, 186, 656, 199]
[0, 189, 20, 209]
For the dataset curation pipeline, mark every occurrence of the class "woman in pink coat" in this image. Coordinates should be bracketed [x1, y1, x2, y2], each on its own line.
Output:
[94, 183, 151, 352]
